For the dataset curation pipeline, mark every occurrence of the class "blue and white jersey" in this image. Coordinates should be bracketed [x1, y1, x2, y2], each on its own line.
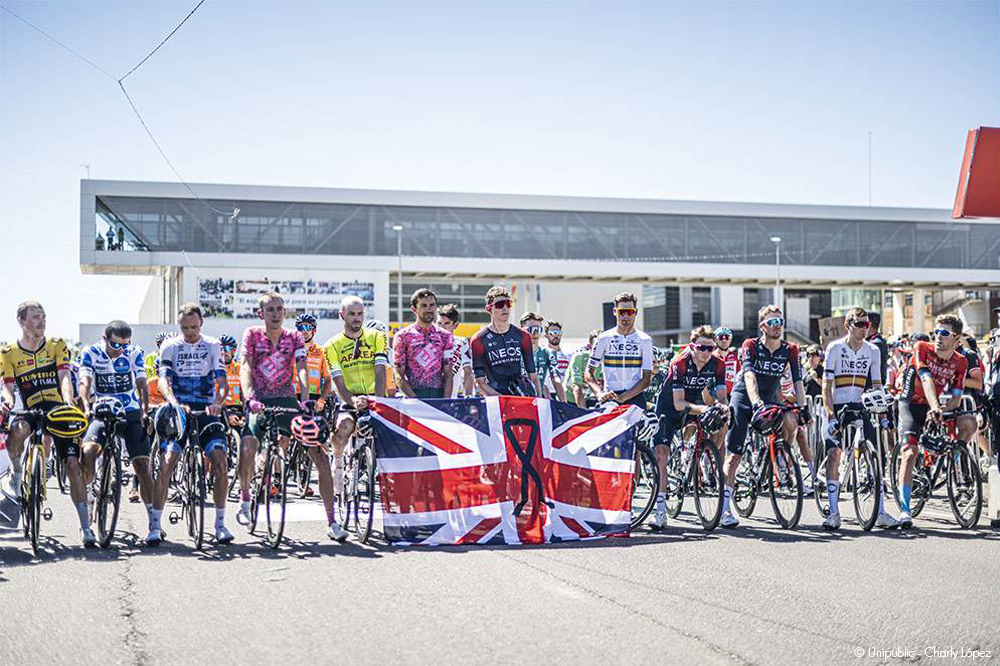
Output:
[79, 343, 145, 412]
[158, 335, 225, 405]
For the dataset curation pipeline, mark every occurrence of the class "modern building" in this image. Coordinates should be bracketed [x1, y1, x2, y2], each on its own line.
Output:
[80, 180, 1000, 348]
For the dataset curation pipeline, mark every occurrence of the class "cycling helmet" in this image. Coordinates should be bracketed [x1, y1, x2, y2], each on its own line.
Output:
[153, 404, 188, 443]
[363, 319, 388, 334]
[750, 404, 784, 436]
[912, 332, 931, 342]
[636, 411, 660, 442]
[219, 334, 238, 350]
[861, 388, 893, 414]
[291, 414, 329, 447]
[92, 396, 126, 422]
[295, 313, 317, 326]
[713, 326, 733, 338]
[155, 331, 173, 347]
[699, 404, 728, 434]
[44, 404, 89, 439]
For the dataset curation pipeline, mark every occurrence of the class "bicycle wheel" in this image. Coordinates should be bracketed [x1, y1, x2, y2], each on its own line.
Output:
[851, 440, 879, 531]
[266, 445, 291, 549]
[55, 452, 68, 495]
[768, 442, 803, 529]
[356, 443, 376, 543]
[96, 444, 123, 548]
[890, 442, 930, 516]
[336, 448, 353, 527]
[629, 443, 658, 530]
[664, 443, 685, 519]
[693, 441, 723, 531]
[296, 452, 313, 499]
[27, 448, 44, 554]
[733, 447, 758, 518]
[946, 445, 982, 528]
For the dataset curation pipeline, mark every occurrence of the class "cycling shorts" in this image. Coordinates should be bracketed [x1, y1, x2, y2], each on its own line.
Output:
[897, 401, 929, 441]
[243, 396, 298, 441]
[83, 410, 151, 459]
[824, 402, 876, 452]
[724, 392, 756, 455]
[159, 404, 227, 455]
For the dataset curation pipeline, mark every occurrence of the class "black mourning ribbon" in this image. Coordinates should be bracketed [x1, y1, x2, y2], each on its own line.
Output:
[502, 418, 552, 516]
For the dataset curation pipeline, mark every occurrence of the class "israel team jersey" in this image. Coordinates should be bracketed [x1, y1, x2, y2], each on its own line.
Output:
[79, 343, 145, 412]
[158, 335, 225, 405]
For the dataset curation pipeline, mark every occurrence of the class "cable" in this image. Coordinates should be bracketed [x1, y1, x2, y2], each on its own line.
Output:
[118, 0, 205, 82]
[0, 3, 117, 80]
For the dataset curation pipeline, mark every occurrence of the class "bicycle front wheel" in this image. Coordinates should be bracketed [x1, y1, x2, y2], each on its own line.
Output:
[693, 442, 723, 531]
[27, 448, 44, 554]
[851, 441, 879, 531]
[947, 445, 982, 529]
[733, 448, 758, 518]
[664, 443, 684, 519]
[96, 444, 123, 548]
[189, 453, 207, 550]
[629, 443, 659, 530]
[768, 443, 803, 529]
[890, 441, 930, 517]
[356, 443, 376, 543]
[266, 446, 291, 549]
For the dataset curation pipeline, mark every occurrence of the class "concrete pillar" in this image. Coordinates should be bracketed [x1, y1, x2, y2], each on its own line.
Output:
[679, 286, 693, 331]
[717, 286, 744, 330]
[892, 291, 905, 338]
[913, 288, 926, 334]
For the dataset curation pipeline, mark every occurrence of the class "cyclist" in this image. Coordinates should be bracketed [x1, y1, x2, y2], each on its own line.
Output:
[780, 362, 818, 495]
[470, 286, 538, 396]
[220, 334, 242, 408]
[651, 325, 728, 529]
[393, 288, 454, 399]
[645, 347, 671, 409]
[721, 305, 809, 529]
[803, 345, 824, 398]
[150, 303, 231, 546]
[866, 312, 889, 390]
[145, 331, 173, 409]
[521, 312, 565, 401]
[78, 320, 155, 534]
[821, 307, 899, 530]
[437, 304, 475, 398]
[544, 321, 571, 401]
[0, 301, 93, 546]
[325, 296, 387, 537]
[585, 292, 652, 409]
[713, 327, 741, 396]
[567, 329, 602, 408]
[896, 314, 975, 528]
[956, 333, 991, 466]
[295, 313, 332, 406]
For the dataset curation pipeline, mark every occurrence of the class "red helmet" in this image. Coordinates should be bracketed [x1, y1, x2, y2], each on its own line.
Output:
[291, 414, 329, 447]
[750, 404, 784, 435]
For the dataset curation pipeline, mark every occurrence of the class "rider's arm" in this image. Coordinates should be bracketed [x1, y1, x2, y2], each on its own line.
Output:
[239, 353, 255, 402]
[673, 387, 706, 414]
[585, 336, 606, 399]
[296, 356, 309, 402]
[794, 380, 806, 407]
[158, 374, 179, 407]
[58, 366, 74, 406]
[744, 370, 762, 405]
[965, 364, 983, 391]
[213, 374, 228, 408]
[136, 375, 149, 414]
[552, 371, 566, 402]
[822, 376, 836, 418]
[616, 370, 652, 404]
[374, 363, 387, 399]
[462, 365, 475, 397]
[0, 355, 14, 411]
[79, 374, 94, 412]
[789, 346, 805, 407]
[332, 374, 355, 405]
[917, 369, 941, 411]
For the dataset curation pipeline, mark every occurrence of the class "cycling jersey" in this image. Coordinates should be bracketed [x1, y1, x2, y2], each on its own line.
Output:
[901, 341, 967, 405]
[544, 348, 570, 394]
[823, 337, 882, 404]
[0, 337, 72, 408]
[567, 349, 601, 387]
[533, 346, 557, 388]
[78, 342, 146, 412]
[300, 341, 331, 399]
[158, 336, 226, 405]
[714, 347, 741, 395]
[145, 352, 162, 405]
[666, 351, 726, 410]
[867, 333, 889, 390]
[324, 330, 388, 396]
[588, 328, 653, 393]
[393, 323, 454, 393]
[224, 360, 242, 405]
[449, 335, 472, 398]
[470, 325, 535, 395]
[241, 327, 307, 400]
[732, 337, 801, 404]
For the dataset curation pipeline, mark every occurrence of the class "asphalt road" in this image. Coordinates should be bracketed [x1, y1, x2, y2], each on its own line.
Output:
[2, 479, 999, 666]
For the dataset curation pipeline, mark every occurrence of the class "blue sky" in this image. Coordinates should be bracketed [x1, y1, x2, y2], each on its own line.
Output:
[0, 0, 997, 341]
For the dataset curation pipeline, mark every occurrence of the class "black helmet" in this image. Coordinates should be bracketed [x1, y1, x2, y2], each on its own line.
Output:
[219, 334, 238, 350]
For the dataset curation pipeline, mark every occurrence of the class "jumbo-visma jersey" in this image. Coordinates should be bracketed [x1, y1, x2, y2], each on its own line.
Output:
[0, 337, 72, 407]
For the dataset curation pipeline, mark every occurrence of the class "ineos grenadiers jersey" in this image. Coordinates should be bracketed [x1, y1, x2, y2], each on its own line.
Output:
[732, 338, 801, 404]
[470, 325, 535, 394]
[158, 336, 226, 405]
[588, 328, 653, 393]
[79, 343, 146, 412]
[823, 337, 881, 404]
[666, 351, 726, 410]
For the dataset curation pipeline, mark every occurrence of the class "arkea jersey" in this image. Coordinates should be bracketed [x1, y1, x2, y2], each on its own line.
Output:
[667, 351, 726, 410]
[901, 341, 967, 405]
[0, 337, 72, 408]
[79, 343, 146, 412]
[470, 326, 535, 394]
[324, 330, 388, 396]
[823, 337, 882, 404]
[588, 328, 653, 393]
[158, 336, 226, 405]
[732, 337, 801, 404]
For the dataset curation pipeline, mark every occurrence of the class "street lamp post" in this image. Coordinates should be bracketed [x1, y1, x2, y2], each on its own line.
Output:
[393, 225, 404, 328]
[770, 236, 782, 306]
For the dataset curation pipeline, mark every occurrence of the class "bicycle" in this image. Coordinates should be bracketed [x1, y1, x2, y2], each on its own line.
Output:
[248, 404, 302, 549]
[630, 421, 659, 532]
[221, 404, 244, 500]
[89, 402, 128, 548]
[889, 409, 982, 528]
[813, 404, 881, 531]
[662, 409, 725, 530]
[166, 409, 214, 549]
[732, 404, 805, 529]
[336, 408, 378, 543]
[4, 408, 53, 554]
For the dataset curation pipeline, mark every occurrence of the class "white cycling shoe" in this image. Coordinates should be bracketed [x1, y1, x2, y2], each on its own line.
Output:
[2, 473, 19, 500]
[145, 527, 162, 547]
[81, 527, 97, 548]
[897, 512, 913, 529]
[215, 525, 235, 544]
[327, 521, 349, 542]
[822, 512, 842, 531]
[649, 507, 667, 531]
[720, 511, 740, 529]
[875, 511, 901, 529]
[236, 502, 251, 527]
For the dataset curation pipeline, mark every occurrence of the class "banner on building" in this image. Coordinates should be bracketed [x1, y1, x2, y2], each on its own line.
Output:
[198, 277, 374, 320]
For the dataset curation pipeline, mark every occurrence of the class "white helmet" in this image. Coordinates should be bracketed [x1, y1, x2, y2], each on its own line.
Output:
[861, 388, 893, 414]
[636, 411, 660, 442]
[363, 319, 388, 334]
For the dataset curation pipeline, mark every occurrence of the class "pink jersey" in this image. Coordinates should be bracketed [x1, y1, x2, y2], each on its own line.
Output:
[240, 326, 307, 400]
[393, 323, 454, 391]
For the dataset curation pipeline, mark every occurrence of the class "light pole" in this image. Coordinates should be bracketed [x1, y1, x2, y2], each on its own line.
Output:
[393, 225, 404, 328]
[770, 236, 782, 306]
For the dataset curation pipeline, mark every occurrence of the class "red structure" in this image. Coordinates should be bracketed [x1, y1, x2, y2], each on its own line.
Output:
[954, 127, 1000, 218]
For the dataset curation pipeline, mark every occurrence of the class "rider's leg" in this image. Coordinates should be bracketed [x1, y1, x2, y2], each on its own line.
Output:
[208, 447, 228, 528]
[307, 445, 335, 524]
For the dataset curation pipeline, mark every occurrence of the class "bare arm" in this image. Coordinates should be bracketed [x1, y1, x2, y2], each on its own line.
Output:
[79, 375, 94, 413]
[615, 370, 651, 405]
[441, 364, 454, 399]
[476, 376, 501, 397]
[395, 366, 416, 398]
[552, 373, 565, 402]
[375, 364, 387, 398]
[744, 371, 762, 405]
[462, 366, 475, 397]
[58, 367, 74, 406]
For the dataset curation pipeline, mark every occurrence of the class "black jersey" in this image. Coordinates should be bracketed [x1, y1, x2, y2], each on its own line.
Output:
[667, 351, 726, 409]
[470, 325, 536, 396]
[732, 337, 801, 403]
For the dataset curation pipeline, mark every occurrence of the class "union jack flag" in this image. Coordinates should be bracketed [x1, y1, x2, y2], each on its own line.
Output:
[369, 396, 644, 545]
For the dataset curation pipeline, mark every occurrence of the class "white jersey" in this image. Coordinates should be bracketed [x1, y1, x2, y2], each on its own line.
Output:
[78, 343, 146, 412]
[450, 335, 472, 398]
[543, 348, 570, 394]
[588, 328, 653, 393]
[823, 337, 882, 404]
[158, 335, 225, 405]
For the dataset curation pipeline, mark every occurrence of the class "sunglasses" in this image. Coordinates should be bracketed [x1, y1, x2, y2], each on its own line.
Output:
[547, 329, 562, 336]
[489, 299, 512, 311]
[851, 320, 871, 329]
[526, 325, 543, 334]
[693, 344, 716, 352]
[615, 308, 637, 316]
[933, 329, 954, 338]
[107, 339, 130, 350]
[714, 334, 731, 341]
[762, 317, 785, 328]
[296, 323, 316, 332]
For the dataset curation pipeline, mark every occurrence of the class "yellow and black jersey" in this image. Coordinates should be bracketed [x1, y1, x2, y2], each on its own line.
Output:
[0, 337, 71, 408]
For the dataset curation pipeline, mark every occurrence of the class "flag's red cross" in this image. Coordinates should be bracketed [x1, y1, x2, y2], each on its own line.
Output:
[371, 399, 633, 544]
